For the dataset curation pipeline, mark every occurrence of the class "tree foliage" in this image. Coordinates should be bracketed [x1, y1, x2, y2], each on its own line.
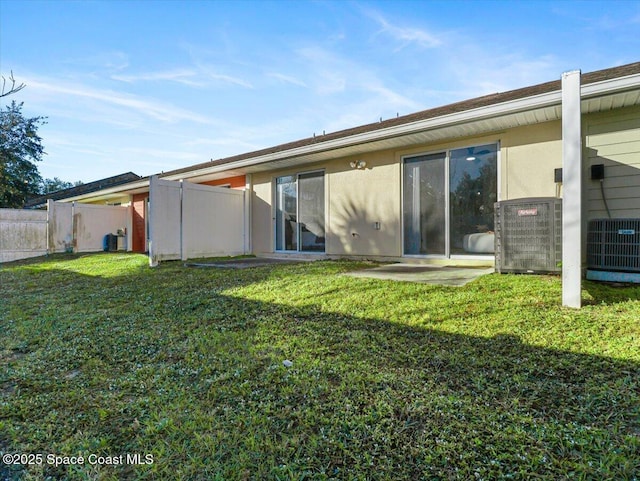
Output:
[0, 101, 47, 207]
[40, 177, 83, 195]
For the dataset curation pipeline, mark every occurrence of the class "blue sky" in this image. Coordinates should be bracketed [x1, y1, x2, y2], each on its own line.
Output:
[1, 0, 639, 184]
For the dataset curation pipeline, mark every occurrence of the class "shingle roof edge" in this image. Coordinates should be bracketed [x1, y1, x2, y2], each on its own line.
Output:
[160, 61, 640, 178]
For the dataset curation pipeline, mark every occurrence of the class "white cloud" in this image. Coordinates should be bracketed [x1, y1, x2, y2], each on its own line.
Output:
[112, 69, 205, 87]
[64, 51, 130, 72]
[25, 77, 214, 124]
[364, 84, 421, 112]
[445, 52, 560, 96]
[363, 8, 443, 49]
[266, 72, 307, 88]
[296, 47, 348, 94]
[206, 71, 253, 89]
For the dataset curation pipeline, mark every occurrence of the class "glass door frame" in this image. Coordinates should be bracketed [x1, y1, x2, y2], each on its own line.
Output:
[274, 169, 326, 254]
[401, 141, 500, 259]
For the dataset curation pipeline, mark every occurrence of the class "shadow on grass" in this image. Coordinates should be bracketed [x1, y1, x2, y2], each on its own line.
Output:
[1, 259, 639, 479]
[583, 278, 640, 305]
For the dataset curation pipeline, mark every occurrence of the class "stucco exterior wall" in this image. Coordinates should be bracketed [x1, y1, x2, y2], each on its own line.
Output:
[131, 193, 147, 252]
[200, 175, 246, 189]
[250, 122, 568, 259]
[500, 121, 563, 200]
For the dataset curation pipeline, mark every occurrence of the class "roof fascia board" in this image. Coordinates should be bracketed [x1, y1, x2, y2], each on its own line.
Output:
[60, 179, 151, 202]
[581, 72, 640, 98]
[169, 90, 565, 180]
[67, 70, 640, 189]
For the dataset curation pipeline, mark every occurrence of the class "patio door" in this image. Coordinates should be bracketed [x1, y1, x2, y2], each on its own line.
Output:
[403, 153, 446, 255]
[403, 143, 497, 257]
[275, 171, 325, 252]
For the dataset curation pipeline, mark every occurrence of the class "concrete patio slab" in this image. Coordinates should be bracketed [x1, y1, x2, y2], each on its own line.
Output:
[344, 264, 495, 286]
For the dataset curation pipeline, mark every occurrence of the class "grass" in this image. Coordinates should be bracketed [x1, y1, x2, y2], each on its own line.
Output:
[1, 253, 639, 480]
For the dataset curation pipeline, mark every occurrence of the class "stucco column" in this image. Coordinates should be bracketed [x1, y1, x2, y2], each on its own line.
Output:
[562, 70, 582, 308]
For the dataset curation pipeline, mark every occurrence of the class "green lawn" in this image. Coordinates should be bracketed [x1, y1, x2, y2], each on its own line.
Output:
[1, 253, 639, 480]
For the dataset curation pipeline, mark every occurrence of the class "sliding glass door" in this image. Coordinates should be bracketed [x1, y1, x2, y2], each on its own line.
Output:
[276, 176, 297, 251]
[403, 153, 446, 255]
[449, 144, 498, 255]
[403, 143, 497, 257]
[275, 171, 325, 252]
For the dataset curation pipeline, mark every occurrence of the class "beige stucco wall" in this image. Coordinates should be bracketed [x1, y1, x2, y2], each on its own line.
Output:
[500, 121, 562, 200]
[250, 120, 574, 259]
[251, 151, 402, 258]
[85, 195, 132, 206]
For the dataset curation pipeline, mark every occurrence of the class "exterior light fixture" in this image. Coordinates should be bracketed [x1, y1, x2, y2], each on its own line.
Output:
[350, 160, 367, 169]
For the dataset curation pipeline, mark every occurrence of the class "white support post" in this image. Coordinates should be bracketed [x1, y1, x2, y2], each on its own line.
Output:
[180, 179, 186, 261]
[148, 175, 158, 267]
[562, 70, 582, 308]
[46, 199, 54, 254]
[244, 173, 252, 255]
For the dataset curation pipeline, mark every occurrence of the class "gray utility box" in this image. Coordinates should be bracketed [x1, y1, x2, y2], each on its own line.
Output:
[587, 218, 640, 272]
[495, 197, 562, 274]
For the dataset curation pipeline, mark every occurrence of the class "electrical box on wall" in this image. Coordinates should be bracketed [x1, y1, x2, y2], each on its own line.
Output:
[554, 168, 563, 183]
[591, 164, 605, 180]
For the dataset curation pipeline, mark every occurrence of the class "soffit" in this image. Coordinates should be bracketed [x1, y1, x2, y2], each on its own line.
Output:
[182, 86, 640, 181]
[183, 104, 564, 180]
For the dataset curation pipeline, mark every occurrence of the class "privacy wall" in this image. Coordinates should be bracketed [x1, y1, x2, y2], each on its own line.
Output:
[0, 208, 48, 262]
[1, 201, 129, 262]
[148, 176, 246, 264]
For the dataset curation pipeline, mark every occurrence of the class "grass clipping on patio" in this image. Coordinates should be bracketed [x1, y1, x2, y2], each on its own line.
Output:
[1, 253, 639, 480]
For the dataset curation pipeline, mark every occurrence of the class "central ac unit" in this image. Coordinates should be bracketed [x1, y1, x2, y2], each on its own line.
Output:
[586, 218, 640, 282]
[494, 198, 562, 274]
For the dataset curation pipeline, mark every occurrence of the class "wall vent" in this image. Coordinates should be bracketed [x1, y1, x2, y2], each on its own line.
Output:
[586, 219, 640, 273]
[495, 198, 562, 274]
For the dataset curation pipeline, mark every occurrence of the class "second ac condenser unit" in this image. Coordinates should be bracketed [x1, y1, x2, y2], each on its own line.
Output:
[586, 219, 640, 283]
[495, 198, 562, 274]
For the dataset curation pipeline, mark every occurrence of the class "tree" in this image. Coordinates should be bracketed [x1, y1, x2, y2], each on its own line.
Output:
[0, 101, 46, 208]
[1, 72, 26, 98]
[40, 177, 83, 195]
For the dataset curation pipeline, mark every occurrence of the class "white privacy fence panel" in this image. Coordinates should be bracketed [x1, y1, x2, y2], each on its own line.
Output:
[74, 203, 129, 252]
[182, 182, 245, 259]
[148, 176, 246, 265]
[1, 201, 131, 263]
[148, 176, 182, 263]
[0, 209, 48, 262]
[48, 200, 73, 253]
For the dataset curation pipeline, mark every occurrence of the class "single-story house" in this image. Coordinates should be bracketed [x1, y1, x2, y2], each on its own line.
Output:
[56, 62, 640, 274]
[24, 172, 141, 209]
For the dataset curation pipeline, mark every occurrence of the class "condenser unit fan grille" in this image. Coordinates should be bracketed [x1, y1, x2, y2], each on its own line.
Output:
[587, 219, 640, 272]
[495, 198, 562, 273]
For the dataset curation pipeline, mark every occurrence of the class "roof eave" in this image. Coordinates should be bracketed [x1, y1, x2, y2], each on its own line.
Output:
[167, 89, 565, 180]
[59, 178, 151, 203]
